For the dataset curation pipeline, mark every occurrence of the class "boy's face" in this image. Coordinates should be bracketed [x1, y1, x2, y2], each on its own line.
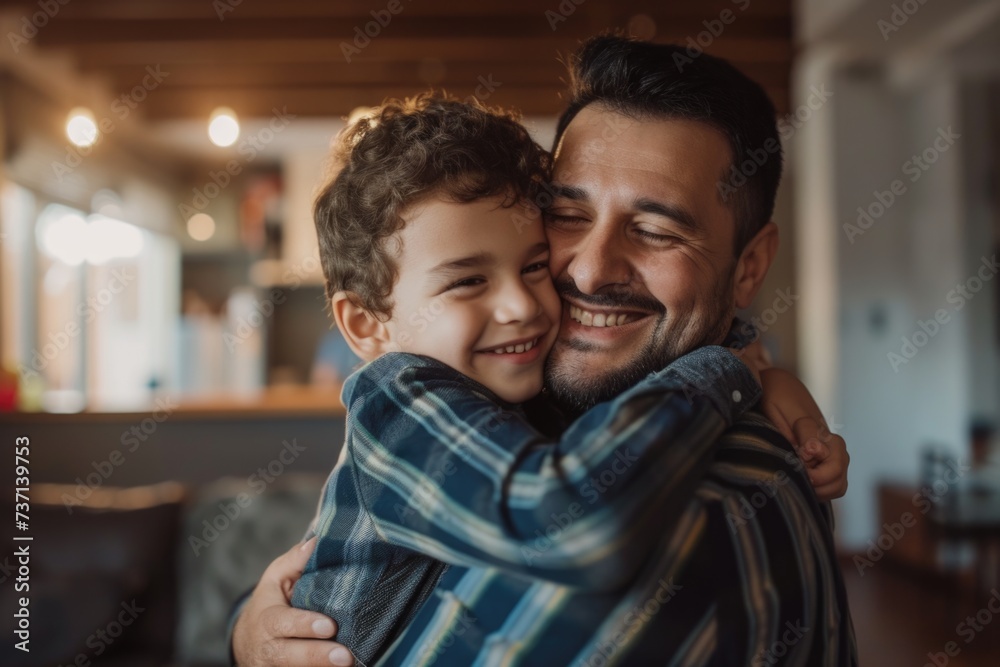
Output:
[384, 194, 561, 403]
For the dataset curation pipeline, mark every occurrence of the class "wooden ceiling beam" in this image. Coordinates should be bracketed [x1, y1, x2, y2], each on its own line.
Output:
[67, 37, 791, 67]
[130, 84, 565, 119]
[6, 0, 792, 120]
[97, 61, 566, 88]
[121, 82, 790, 120]
[94, 60, 790, 92]
[34, 16, 789, 45]
[40, 0, 791, 21]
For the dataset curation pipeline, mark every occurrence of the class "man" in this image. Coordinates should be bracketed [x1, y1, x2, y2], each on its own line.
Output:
[232, 35, 855, 666]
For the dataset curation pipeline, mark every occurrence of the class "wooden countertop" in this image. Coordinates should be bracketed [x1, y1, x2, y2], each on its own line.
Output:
[0, 385, 347, 422]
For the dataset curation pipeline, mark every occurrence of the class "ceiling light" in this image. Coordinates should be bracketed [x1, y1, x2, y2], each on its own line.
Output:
[187, 212, 216, 241]
[66, 107, 98, 147]
[208, 107, 240, 147]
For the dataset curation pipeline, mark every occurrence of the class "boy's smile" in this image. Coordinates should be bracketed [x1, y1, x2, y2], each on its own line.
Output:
[385, 194, 561, 403]
[475, 334, 544, 363]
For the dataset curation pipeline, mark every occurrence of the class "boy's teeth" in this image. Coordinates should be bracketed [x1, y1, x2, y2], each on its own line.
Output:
[569, 305, 635, 328]
[491, 338, 537, 355]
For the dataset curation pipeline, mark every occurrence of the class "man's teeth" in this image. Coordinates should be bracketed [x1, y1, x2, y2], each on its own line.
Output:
[569, 305, 637, 327]
[492, 338, 537, 354]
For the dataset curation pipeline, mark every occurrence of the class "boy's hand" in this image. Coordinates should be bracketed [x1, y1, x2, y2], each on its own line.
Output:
[232, 537, 355, 667]
[790, 416, 849, 501]
[759, 369, 849, 502]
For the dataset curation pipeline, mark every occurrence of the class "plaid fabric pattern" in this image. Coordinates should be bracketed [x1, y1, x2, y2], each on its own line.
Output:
[292, 345, 761, 665]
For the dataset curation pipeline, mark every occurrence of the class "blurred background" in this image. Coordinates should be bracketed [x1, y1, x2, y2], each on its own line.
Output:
[0, 0, 998, 665]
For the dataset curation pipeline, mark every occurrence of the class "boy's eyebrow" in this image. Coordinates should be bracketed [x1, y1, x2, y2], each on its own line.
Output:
[429, 251, 495, 274]
[428, 242, 548, 277]
[633, 197, 700, 232]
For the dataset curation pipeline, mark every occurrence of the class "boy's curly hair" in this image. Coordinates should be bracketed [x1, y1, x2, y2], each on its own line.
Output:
[315, 92, 551, 318]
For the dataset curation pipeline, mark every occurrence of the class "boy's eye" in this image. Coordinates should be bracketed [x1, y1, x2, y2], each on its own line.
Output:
[446, 277, 485, 291]
[522, 261, 549, 274]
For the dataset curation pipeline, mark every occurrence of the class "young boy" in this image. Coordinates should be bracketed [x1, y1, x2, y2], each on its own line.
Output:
[292, 93, 838, 666]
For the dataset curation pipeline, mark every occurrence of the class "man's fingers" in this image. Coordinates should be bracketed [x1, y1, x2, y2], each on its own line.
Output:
[262, 639, 356, 667]
[257, 537, 317, 605]
[233, 539, 333, 667]
[261, 605, 338, 640]
[263, 536, 316, 583]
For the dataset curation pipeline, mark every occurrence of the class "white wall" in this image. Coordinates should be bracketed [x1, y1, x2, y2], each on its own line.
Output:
[793, 1, 1000, 550]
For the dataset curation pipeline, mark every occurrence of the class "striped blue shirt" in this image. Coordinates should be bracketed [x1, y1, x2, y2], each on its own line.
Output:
[377, 414, 858, 666]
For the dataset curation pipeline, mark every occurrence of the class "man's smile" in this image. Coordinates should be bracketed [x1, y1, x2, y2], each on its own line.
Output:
[559, 298, 654, 345]
[567, 304, 643, 327]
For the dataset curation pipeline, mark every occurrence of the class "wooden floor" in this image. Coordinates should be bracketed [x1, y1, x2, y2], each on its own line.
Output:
[843, 560, 1000, 666]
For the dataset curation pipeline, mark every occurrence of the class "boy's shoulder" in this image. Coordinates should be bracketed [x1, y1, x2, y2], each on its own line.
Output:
[344, 351, 511, 408]
[350, 351, 467, 387]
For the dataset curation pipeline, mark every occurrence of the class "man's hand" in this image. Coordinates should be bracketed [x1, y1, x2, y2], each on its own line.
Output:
[233, 537, 355, 667]
[759, 369, 849, 502]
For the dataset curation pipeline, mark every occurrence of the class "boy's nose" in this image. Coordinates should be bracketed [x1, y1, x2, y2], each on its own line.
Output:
[494, 281, 543, 324]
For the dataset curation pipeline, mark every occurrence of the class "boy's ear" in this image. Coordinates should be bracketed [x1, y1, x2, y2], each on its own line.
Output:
[331, 291, 394, 362]
[733, 222, 779, 310]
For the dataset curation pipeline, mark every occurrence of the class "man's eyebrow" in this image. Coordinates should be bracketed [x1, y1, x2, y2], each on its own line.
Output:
[634, 198, 700, 232]
[548, 183, 589, 202]
[429, 251, 494, 274]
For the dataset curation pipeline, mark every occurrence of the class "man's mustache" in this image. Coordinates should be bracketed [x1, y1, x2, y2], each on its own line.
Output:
[553, 277, 665, 314]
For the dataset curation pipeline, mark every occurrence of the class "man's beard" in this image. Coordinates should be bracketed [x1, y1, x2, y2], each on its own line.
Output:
[544, 265, 736, 417]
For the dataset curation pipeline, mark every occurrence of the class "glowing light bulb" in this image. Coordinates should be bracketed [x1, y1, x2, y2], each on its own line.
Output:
[66, 107, 98, 147]
[208, 107, 239, 147]
[187, 213, 216, 241]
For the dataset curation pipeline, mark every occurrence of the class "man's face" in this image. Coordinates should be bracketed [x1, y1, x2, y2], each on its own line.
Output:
[543, 105, 741, 413]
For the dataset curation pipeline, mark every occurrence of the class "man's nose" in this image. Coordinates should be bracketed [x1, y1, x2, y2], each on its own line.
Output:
[565, 223, 632, 294]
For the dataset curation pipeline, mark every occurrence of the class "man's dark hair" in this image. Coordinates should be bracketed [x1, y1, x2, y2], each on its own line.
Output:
[555, 34, 782, 253]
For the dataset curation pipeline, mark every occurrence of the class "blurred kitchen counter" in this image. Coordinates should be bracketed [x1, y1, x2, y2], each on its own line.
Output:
[0, 386, 347, 487]
[161, 385, 346, 419]
[2, 385, 346, 422]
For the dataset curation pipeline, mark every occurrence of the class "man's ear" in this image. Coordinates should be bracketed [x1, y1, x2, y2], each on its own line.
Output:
[733, 222, 779, 310]
[330, 291, 394, 362]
